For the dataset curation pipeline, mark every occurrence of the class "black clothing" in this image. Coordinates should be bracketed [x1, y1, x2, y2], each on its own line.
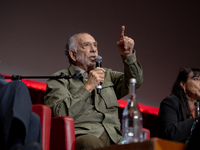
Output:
[186, 121, 200, 150]
[0, 74, 41, 150]
[158, 94, 194, 143]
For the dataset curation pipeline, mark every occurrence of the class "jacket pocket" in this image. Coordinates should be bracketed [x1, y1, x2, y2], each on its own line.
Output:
[101, 81, 119, 108]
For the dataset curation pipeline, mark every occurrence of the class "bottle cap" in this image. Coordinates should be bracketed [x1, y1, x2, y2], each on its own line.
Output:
[129, 78, 136, 84]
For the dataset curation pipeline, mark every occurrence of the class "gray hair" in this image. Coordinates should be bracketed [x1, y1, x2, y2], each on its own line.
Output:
[65, 32, 90, 64]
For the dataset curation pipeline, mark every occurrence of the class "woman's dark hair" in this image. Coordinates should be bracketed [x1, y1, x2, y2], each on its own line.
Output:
[172, 68, 200, 118]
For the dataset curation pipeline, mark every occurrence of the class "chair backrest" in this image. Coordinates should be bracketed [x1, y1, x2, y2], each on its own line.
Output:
[32, 104, 51, 150]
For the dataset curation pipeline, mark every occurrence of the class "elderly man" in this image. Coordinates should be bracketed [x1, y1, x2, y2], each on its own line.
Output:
[44, 26, 143, 150]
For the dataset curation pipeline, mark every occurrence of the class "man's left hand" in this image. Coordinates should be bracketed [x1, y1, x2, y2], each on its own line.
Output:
[117, 26, 135, 56]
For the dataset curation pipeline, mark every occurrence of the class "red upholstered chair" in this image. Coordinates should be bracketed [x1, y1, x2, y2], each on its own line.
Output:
[32, 104, 51, 150]
[50, 116, 150, 150]
[50, 116, 75, 150]
[143, 128, 150, 140]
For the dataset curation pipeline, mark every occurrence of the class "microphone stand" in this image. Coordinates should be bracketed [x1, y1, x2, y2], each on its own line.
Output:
[4, 71, 82, 81]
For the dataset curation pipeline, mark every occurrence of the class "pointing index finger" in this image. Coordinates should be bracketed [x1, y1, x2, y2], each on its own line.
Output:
[119, 26, 125, 39]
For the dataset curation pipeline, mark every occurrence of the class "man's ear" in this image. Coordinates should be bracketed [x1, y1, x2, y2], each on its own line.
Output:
[69, 50, 76, 62]
[180, 81, 186, 90]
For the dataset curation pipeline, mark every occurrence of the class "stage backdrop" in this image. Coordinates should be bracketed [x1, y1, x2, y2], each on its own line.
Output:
[0, 1, 200, 108]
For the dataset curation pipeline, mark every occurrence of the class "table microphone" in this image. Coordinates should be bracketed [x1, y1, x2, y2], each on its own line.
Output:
[95, 55, 102, 94]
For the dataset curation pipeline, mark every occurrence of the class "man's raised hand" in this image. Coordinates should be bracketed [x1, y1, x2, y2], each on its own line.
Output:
[117, 26, 135, 56]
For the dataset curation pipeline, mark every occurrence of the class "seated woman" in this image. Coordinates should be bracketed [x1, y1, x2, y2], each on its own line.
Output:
[158, 68, 200, 143]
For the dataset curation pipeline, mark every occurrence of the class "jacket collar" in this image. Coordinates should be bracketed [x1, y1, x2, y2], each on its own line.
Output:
[68, 64, 78, 76]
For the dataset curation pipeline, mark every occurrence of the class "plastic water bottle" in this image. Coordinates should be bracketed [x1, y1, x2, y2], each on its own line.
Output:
[121, 78, 143, 144]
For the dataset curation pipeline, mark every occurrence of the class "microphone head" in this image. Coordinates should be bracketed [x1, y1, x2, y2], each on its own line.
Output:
[95, 56, 102, 62]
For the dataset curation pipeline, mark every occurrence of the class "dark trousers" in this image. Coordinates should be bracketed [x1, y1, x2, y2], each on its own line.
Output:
[0, 80, 41, 149]
[75, 131, 114, 150]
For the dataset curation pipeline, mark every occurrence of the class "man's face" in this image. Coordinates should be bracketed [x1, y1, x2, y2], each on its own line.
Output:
[74, 33, 98, 71]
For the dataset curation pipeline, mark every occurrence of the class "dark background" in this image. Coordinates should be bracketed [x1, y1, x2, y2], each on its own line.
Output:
[0, 1, 200, 108]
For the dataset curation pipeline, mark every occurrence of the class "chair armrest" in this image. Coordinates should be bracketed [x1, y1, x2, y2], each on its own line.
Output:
[143, 128, 150, 140]
[32, 104, 51, 150]
[51, 116, 75, 150]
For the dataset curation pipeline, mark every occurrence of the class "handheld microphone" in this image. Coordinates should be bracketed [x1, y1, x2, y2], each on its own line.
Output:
[95, 55, 102, 94]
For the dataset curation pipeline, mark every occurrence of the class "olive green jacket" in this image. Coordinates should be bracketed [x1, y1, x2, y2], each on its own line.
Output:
[44, 53, 143, 144]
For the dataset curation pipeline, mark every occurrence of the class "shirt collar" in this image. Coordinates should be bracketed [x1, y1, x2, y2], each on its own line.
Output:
[74, 66, 88, 79]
